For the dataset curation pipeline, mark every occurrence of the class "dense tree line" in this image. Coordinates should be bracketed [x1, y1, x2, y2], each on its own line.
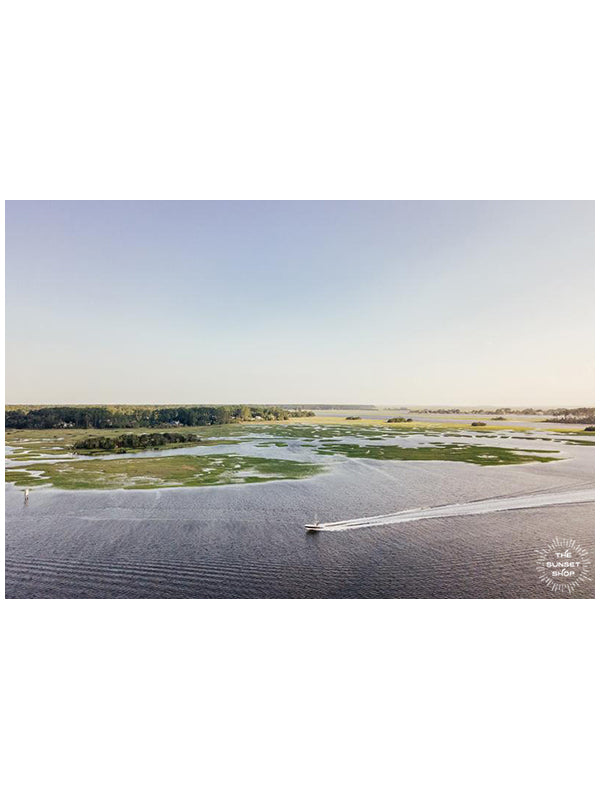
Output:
[409, 408, 462, 414]
[282, 404, 375, 410]
[543, 408, 595, 424]
[5, 405, 309, 429]
[408, 407, 595, 421]
[74, 431, 201, 452]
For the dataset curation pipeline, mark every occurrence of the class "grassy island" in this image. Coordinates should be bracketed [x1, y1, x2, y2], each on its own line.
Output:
[316, 442, 561, 466]
[6, 454, 324, 490]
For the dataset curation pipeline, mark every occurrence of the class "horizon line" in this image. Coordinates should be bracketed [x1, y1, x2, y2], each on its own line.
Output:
[5, 401, 595, 409]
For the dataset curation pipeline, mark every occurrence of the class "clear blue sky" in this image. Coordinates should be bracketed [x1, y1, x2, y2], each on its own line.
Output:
[5, 201, 594, 406]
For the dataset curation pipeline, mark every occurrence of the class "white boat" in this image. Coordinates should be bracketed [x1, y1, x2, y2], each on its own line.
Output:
[305, 521, 325, 533]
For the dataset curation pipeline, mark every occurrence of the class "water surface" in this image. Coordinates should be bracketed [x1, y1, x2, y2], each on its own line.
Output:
[6, 427, 594, 598]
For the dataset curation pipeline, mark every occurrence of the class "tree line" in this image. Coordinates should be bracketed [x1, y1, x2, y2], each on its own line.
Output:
[543, 408, 595, 424]
[408, 407, 595, 421]
[5, 405, 313, 429]
[74, 431, 201, 452]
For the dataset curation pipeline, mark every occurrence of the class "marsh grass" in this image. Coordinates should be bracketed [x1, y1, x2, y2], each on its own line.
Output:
[315, 442, 562, 466]
[5, 454, 324, 490]
[5, 418, 581, 490]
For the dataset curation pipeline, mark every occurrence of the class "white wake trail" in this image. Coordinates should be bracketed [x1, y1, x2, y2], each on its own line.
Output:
[317, 488, 595, 532]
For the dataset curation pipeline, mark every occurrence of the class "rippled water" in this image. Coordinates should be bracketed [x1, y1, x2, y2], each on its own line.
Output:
[5, 432, 594, 598]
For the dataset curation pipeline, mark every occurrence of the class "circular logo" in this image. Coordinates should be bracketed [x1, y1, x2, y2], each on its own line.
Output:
[535, 537, 592, 594]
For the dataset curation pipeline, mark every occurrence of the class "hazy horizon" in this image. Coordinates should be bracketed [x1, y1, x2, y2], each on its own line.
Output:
[4, 401, 594, 409]
[6, 200, 594, 406]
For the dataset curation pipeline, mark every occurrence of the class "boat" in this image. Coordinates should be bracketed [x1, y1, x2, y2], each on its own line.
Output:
[305, 521, 325, 533]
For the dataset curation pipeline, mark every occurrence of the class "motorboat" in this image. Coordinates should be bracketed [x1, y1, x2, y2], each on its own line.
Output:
[305, 521, 325, 533]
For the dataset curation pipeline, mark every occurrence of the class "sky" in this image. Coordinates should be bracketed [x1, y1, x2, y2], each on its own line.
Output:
[5, 200, 595, 407]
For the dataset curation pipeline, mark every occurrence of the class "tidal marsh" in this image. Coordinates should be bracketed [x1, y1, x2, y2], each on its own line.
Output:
[6, 454, 324, 490]
[315, 442, 562, 466]
[6, 418, 589, 490]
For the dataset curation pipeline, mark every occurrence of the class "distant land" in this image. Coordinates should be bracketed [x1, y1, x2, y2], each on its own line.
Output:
[4, 404, 595, 429]
[4, 405, 312, 430]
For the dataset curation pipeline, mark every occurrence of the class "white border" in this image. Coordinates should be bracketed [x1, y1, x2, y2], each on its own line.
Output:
[2, 1, 597, 798]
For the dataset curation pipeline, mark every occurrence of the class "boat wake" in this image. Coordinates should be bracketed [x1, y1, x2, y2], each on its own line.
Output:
[313, 487, 595, 532]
